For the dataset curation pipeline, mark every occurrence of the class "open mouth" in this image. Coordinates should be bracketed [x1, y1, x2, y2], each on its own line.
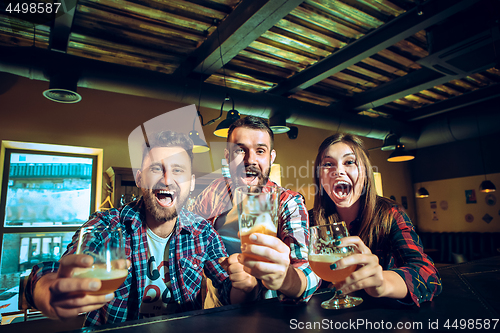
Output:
[154, 189, 177, 207]
[333, 180, 351, 199]
[240, 168, 260, 184]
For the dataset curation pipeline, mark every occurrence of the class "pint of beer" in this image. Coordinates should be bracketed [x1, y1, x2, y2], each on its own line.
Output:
[74, 226, 127, 295]
[235, 185, 279, 261]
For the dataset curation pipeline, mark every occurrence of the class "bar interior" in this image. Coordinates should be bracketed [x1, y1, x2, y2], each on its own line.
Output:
[0, 0, 499, 331]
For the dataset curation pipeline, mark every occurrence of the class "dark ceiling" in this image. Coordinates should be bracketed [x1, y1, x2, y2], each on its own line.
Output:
[1, 0, 499, 148]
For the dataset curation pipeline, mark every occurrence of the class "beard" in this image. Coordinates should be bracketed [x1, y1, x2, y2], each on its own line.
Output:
[142, 187, 189, 223]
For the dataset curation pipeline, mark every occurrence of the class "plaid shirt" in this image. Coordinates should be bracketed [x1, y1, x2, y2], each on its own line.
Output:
[348, 206, 442, 306]
[25, 199, 231, 326]
[190, 177, 320, 303]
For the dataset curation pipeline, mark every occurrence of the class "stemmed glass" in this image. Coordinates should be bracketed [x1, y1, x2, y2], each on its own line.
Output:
[73, 226, 128, 295]
[309, 222, 363, 309]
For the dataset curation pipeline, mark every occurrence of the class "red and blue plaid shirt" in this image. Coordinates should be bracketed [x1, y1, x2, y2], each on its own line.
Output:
[348, 206, 442, 306]
[190, 178, 320, 303]
[25, 199, 231, 326]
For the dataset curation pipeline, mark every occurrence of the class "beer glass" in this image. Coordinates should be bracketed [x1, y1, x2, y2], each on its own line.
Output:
[309, 222, 363, 309]
[73, 226, 128, 295]
[235, 185, 279, 261]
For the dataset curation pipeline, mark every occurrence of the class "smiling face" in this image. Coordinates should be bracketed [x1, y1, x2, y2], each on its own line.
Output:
[137, 146, 195, 224]
[225, 127, 276, 187]
[319, 142, 366, 209]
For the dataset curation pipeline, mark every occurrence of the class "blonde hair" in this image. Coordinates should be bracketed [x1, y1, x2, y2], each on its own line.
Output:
[312, 133, 395, 248]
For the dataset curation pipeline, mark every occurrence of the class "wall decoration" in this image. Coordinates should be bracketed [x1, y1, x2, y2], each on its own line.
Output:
[485, 194, 496, 206]
[465, 190, 476, 204]
[440, 201, 448, 210]
[432, 211, 439, 221]
[401, 196, 408, 209]
[482, 214, 493, 224]
[465, 214, 474, 223]
[430, 201, 437, 209]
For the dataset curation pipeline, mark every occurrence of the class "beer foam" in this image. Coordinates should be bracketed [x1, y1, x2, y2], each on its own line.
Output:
[309, 253, 349, 262]
[74, 268, 128, 280]
[253, 212, 277, 233]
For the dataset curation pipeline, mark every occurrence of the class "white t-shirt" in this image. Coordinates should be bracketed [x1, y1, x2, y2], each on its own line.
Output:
[139, 227, 178, 318]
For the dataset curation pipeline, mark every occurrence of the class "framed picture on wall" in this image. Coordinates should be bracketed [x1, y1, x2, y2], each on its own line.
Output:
[465, 189, 477, 204]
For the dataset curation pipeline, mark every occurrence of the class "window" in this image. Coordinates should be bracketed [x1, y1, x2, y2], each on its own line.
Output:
[0, 141, 102, 314]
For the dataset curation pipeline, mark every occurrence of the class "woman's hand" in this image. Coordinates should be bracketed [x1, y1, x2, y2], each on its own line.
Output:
[331, 236, 405, 298]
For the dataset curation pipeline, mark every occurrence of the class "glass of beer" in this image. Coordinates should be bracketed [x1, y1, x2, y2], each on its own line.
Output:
[73, 225, 128, 295]
[235, 185, 279, 261]
[309, 222, 363, 309]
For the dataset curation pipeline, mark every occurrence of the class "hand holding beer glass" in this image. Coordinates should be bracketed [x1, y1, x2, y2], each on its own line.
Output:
[309, 222, 363, 309]
[236, 185, 279, 262]
[73, 226, 128, 295]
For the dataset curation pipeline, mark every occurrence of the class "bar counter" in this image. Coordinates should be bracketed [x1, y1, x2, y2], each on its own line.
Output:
[71, 256, 500, 333]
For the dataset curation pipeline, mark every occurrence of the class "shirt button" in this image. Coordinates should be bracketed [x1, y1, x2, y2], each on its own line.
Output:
[193, 264, 198, 268]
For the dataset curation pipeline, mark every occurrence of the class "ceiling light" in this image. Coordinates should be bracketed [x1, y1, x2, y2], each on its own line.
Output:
[387, 144, 414, 162]
[189, 130, 210, 153]
[214, 95, 240, 138]
[42, 72, 82, 103]
[479, 180, 496, 193]
[416, 187, 430, 198]
[214, 110, 240, 138]
[269, 114, 290, 134]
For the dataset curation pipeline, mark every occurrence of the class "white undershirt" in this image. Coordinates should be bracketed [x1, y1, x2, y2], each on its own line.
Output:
[139, 227, 178, 318]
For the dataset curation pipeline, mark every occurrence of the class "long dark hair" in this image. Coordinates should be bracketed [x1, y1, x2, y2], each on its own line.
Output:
[312, 133, 395, 249]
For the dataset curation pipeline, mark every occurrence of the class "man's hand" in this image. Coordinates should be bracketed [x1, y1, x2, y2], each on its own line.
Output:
[222, 254, 258, 303]
[239, 233, 292, 291]
[221, 255, 258, 294]
[33, 254, 117, 321]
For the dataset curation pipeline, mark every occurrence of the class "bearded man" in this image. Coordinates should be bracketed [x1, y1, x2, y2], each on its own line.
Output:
[190, 116, 319, 304]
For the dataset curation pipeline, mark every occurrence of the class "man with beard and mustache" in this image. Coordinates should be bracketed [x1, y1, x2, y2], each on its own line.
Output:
[24, 131, 258, 326]
[190, 116, 320, 306]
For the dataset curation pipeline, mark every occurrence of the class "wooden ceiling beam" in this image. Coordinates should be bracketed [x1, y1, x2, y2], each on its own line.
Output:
[404, 83, 500, 122]
[267, 0, 482, 95]
[173, 0, 305, 78]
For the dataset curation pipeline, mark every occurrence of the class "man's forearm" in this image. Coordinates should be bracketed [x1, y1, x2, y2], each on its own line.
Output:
[230, 284, 259, 304]
[278, 266, 307, 299]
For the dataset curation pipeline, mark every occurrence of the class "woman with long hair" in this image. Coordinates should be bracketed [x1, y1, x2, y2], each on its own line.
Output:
[310, 133, 441, 305]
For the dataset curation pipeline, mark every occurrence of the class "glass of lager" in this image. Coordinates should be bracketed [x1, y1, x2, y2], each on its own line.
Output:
[309, 222, 363, 309]
[235, 185, 279, 262]
[73, 225, 128, 295]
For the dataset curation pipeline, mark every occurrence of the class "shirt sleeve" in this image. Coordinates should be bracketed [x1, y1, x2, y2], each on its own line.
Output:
[388, 208, 443, 306]
[277, 191, 320, 303]
[25, 261, 60, 309]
